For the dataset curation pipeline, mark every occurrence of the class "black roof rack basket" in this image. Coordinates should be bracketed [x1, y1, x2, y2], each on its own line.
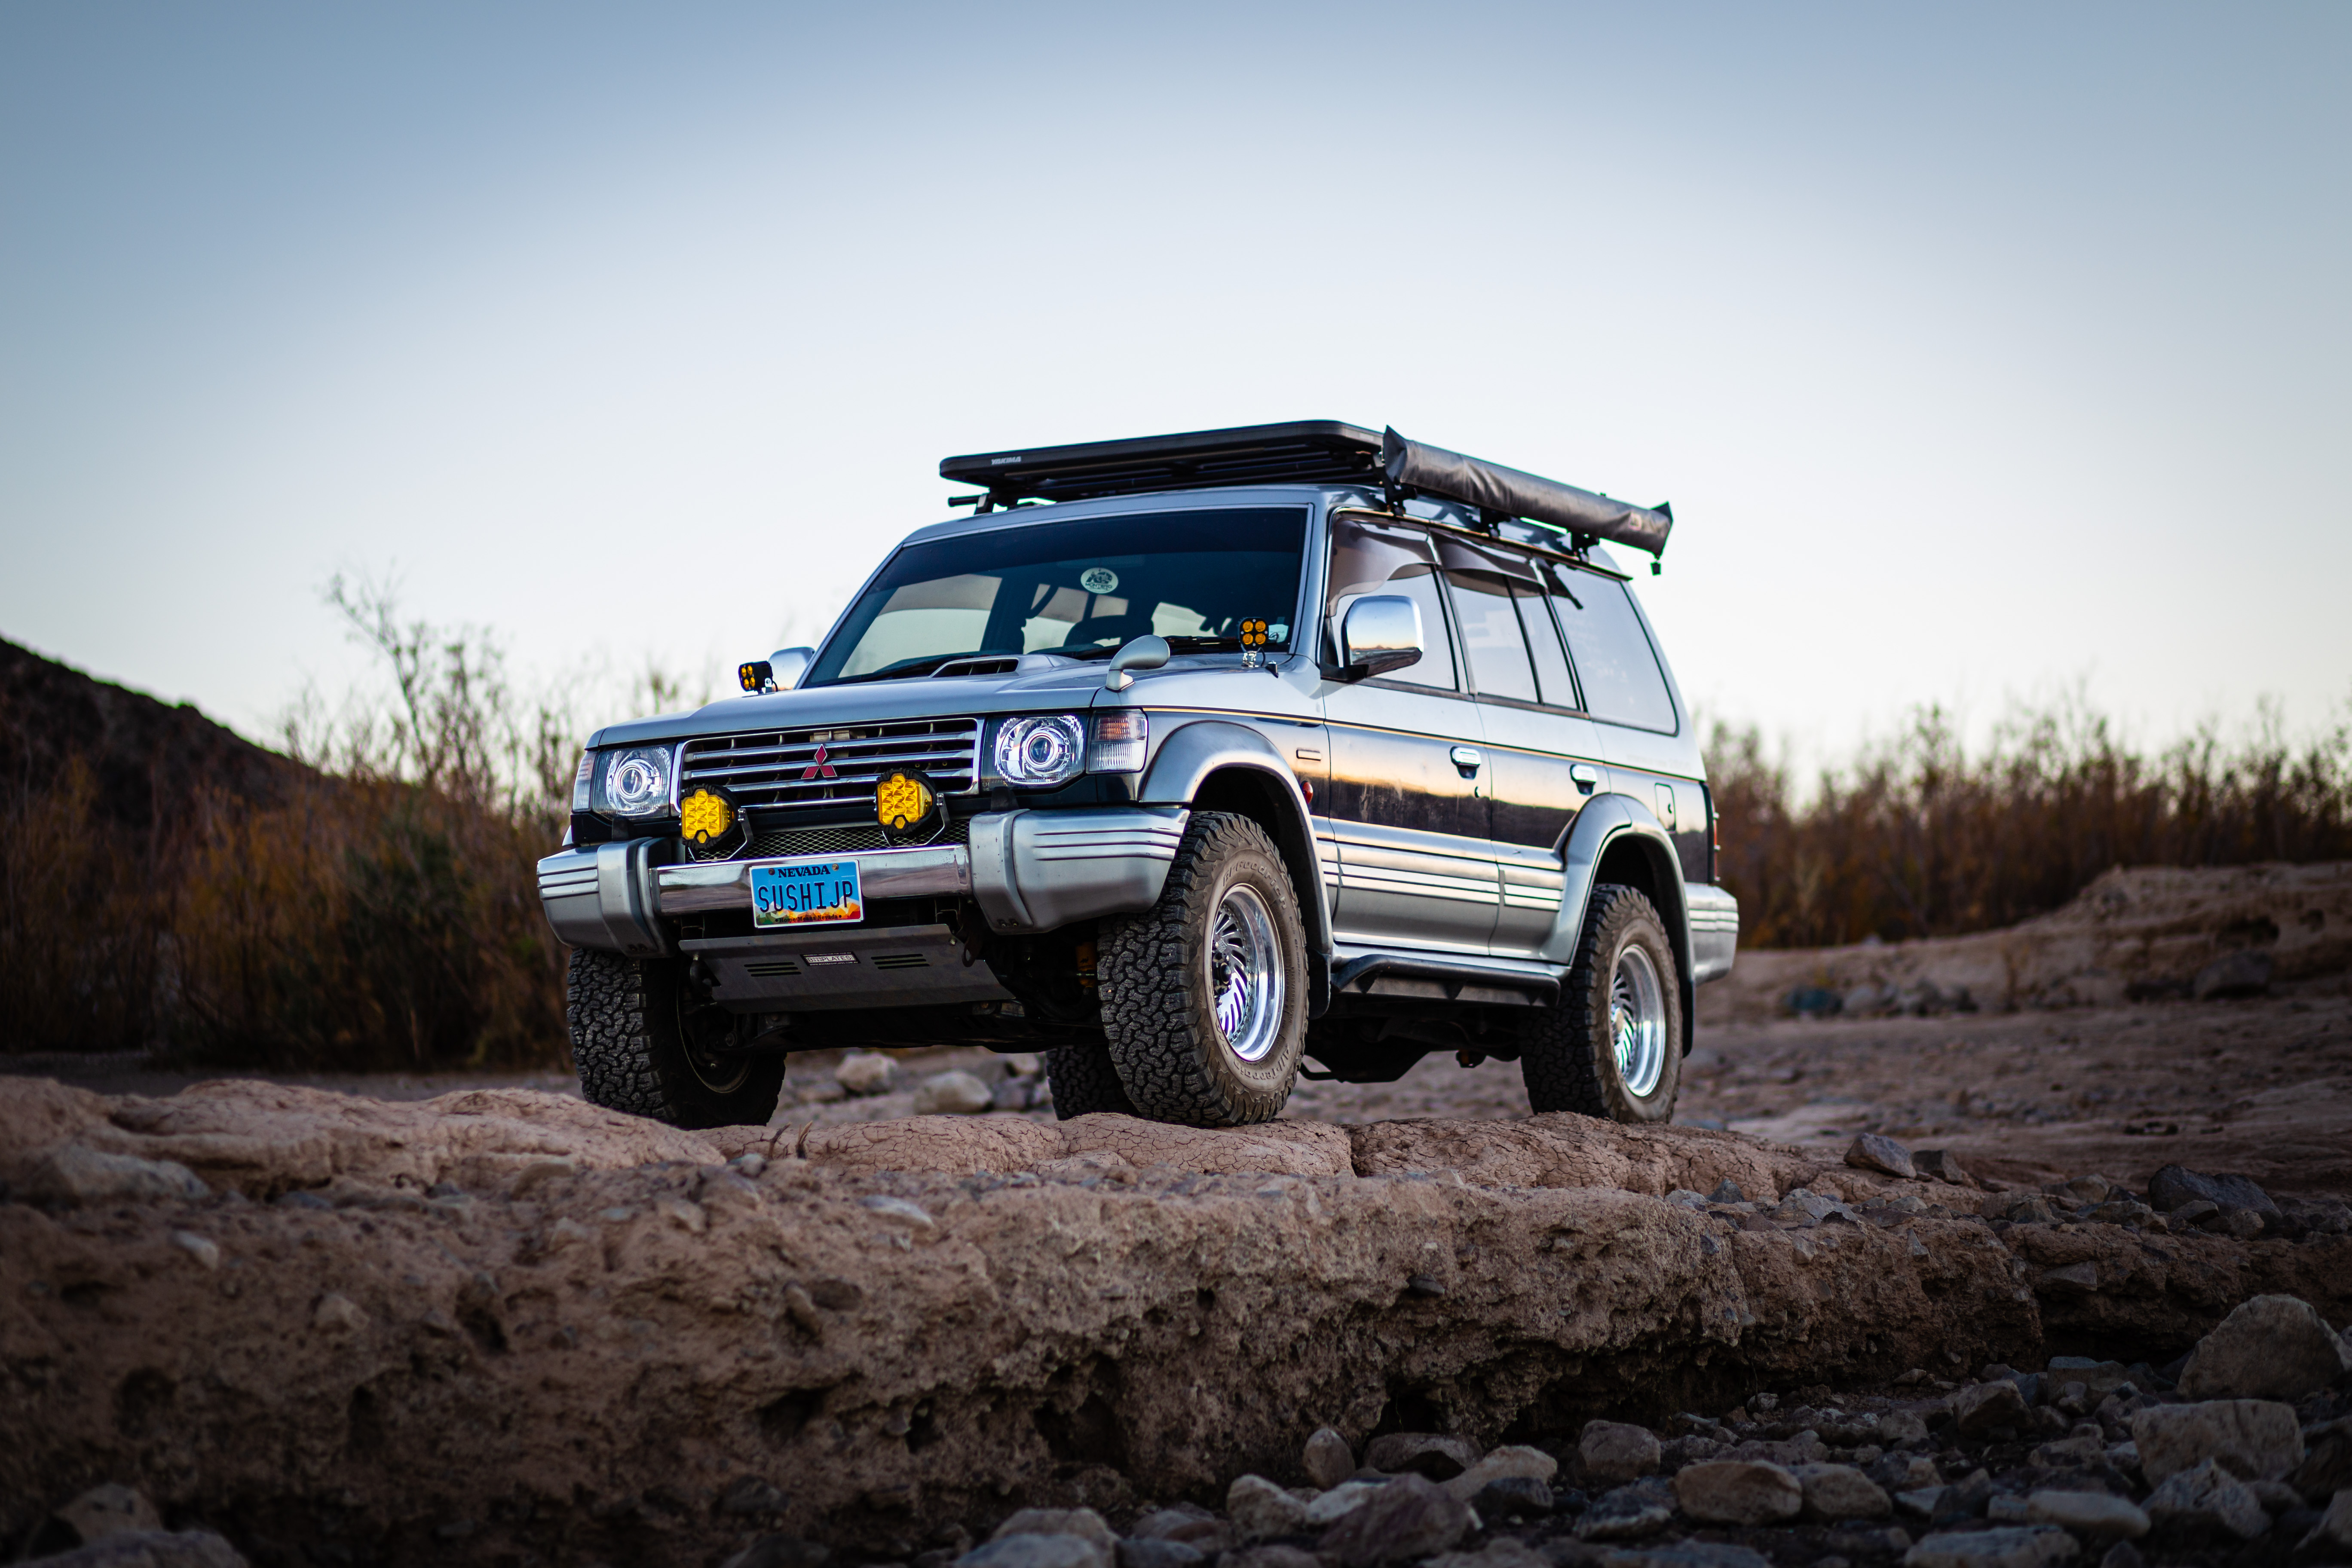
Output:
[940, 420, 1672, 556]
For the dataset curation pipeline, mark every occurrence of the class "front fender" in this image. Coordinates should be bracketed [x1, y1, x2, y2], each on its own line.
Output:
[1139, 719, 1331, 956]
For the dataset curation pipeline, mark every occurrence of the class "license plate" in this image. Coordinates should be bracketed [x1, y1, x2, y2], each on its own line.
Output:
[749, 859, 864, 928]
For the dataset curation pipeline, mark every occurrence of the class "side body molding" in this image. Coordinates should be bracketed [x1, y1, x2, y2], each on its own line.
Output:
[1550, 791, 1696, 1055]
[1139, 718, 1332, 956]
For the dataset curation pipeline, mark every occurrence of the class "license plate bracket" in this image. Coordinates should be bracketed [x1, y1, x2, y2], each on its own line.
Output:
[749, 859, 864, 928]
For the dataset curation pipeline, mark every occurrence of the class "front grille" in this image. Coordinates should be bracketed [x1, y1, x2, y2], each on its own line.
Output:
[688, 814, 974, 864]
[680, 717, 983, 816]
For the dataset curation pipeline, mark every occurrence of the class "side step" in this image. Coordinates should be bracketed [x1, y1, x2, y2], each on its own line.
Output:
[1327, 952, 1561, 1008]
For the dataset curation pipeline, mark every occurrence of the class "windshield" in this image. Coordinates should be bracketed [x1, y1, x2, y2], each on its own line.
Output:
[808, 508, 1308, 685]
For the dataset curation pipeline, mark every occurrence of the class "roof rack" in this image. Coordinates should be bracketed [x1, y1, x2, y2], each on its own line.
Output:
[939, 420, 1673, 556]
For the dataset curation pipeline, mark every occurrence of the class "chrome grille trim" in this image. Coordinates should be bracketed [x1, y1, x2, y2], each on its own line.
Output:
[679, 718, 983, 814]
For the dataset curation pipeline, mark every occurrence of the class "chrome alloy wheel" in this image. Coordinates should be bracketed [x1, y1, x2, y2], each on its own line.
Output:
[1610, 943, 1668, 1097]
[1207, 884, 1285, 1063]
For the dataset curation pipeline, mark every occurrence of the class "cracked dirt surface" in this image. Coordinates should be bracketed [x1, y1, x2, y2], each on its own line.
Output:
[5, 1076, 2350, 1565]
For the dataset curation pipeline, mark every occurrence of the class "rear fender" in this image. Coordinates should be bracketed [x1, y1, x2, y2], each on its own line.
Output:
[1552, 793, 1696, 1056]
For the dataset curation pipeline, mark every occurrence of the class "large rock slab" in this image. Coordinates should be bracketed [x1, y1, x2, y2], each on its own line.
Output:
[0, 1084, 2056, 1566]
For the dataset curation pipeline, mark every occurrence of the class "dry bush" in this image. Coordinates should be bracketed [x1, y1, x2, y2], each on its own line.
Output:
[0, 582, 590, 1068]
[0, 757, 174, 1051]
[1711, 698, 2352, 948]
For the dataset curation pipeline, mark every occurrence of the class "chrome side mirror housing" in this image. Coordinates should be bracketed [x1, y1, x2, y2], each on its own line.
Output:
[1338, 595, 1424, 681]
[768, 647, 815, 691]
[1105, 634, 1170, 692]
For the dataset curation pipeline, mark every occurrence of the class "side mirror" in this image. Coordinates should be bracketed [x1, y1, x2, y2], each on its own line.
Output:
[768, 647, 814, 690]
[1338, 595, 1424, 681]
[1106, 634, 1170, 692]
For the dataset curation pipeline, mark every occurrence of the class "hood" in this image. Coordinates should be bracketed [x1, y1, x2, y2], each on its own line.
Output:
[589, 658, 1119, 747]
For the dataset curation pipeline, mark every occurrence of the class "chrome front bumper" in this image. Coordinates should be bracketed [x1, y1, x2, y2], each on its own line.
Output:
[536, 806, 1192, 956]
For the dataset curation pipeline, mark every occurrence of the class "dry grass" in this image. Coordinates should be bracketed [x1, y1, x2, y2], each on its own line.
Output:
[10, 591, 2346, 1065]
[1710, 698, 2352, 948]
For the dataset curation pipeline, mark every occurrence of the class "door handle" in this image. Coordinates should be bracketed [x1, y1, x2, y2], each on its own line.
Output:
[1570, 763, 1599, 796]
[1450, 746, 1483, 775]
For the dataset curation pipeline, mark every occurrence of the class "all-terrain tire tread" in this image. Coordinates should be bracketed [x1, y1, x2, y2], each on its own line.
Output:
[567, 946, 784, 1129]
[1520, 883, 1680, 1121]
[1097, 812, 1305, 1127]
[1044, 1044, 1139, 1119]
[568, 947, 682, 1121]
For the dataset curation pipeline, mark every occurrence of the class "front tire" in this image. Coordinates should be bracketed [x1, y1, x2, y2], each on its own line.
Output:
[1097, 812, 1307, 1127]
[1521, 883, 1682, 1122]
[1044, 1042, 1139, 1118]
[568, 947, 785, 1129]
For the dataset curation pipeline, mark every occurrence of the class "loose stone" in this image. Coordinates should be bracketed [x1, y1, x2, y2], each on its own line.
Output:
[1674, 1460, 1804, 1525]
[2129, 1400, 2304, 1484]
[1225, 1475, 1308, 1541]
[913, 1071, 995, 1116]
[1443, 1444, 1557, 1502]
[1846, 1133, 1917, 1179]
[2177, 1294, 2352, 1401]
[1315, 1474, 1474, 1567]
[1579, 1421, 1663, 1485]
[1953, 1381, 2029, 1437]
[2141, 1458, 2269, 1541]
[1363, 1432, 1480, 1481]
[1793, 1463, 1893, 1521]
[1303, 1426, 1356, 1490]
[2022, 1491, 2149, 1539]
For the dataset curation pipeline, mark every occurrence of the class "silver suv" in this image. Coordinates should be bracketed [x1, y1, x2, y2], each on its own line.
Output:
[540, 422, 1738, 1129]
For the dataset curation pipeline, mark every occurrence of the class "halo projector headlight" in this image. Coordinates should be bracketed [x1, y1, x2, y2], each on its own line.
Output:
[993, 715, 1087, 788]
[599, 746, 673, 817]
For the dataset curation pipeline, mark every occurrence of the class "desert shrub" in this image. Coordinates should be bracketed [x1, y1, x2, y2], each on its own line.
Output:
[0, 756, 175, 1051]
[1711, 698, 2352, 948]
[0, 582, 588, 1067]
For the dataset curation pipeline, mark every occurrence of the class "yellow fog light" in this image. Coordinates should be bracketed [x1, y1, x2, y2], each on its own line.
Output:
[876, 770, 938, 836]
[1240, 618, 1268, 649]
[680, 786, 737, 846]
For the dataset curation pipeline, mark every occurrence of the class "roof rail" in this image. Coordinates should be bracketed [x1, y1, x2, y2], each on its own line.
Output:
[939, 420, 1673, 557]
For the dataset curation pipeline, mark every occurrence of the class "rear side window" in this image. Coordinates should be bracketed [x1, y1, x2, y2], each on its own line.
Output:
[1547, 565, 1677, 732]
[1514, 585, 1580, 709]
[1327, 517, 1458, 690]
[1445, 570, 1538, 703]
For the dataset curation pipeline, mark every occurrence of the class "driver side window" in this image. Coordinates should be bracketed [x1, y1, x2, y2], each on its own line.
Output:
[1326, 517, 1457, 690]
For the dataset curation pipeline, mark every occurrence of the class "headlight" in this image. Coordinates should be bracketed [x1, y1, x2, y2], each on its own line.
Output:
[1089, 710, 1148, 773]
[994, 715, 1087, 788]
[570, 752, 594, 813]
[596, 746, 673, 816]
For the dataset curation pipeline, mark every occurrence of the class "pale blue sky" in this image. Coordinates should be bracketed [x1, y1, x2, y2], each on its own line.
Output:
[3, 3, 2346, 760]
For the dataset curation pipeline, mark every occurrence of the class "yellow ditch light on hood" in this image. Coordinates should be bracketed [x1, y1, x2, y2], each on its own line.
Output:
[876, 770, 938, 837]
[679, 786, 738, 847]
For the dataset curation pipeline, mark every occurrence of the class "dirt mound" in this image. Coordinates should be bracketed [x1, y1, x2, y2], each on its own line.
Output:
[6, 1079, 2349, 1565]
[0, 637, 302, 831]
[1706, 861, 2352, 1023]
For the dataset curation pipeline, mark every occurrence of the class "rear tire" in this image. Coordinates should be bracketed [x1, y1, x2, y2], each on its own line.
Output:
[568, 947, 785, 1129]
[1097, 812, 1307, 1127]
[1044, 1042, 1139, 1118]
[1521, 883, 1682, 1123]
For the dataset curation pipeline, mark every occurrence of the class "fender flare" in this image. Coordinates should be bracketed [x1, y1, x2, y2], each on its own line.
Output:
[1553, 791, 1696, 1055]
[1138, 719, 1332, 957]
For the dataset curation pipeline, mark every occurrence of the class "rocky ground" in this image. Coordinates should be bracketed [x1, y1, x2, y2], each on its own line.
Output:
[5, 863, 2349, 1568]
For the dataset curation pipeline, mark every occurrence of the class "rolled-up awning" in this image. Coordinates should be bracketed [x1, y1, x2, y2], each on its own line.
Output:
[1382, 428, 1672, 557]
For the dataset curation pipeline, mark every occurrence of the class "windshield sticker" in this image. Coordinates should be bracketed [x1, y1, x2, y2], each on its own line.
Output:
[1080, 567, 1119, 595]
